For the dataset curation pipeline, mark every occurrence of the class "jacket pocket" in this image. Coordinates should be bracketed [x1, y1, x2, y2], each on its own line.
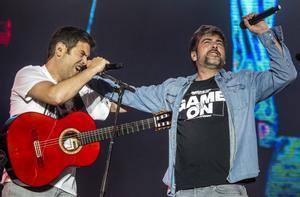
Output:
[214, 184, 246, 195]
[165, 86, 180, 105]
[226, 84, 248, 110]
[166, 92, 176, 105]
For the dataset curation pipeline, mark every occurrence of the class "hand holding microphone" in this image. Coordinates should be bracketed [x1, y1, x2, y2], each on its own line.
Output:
[76, 57, 124, 75]
[75, 57, 134, 92]
[242, 13, 270, 34]
[87, 57, 110, 73]
[240, 5, 281, 34]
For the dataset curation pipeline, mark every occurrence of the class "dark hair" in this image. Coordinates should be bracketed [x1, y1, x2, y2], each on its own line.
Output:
[189, 25, 226, 53]
[47, 26, 96, 59]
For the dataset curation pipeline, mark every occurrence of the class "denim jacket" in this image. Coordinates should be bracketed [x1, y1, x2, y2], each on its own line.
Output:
[90, 26, 297, 196]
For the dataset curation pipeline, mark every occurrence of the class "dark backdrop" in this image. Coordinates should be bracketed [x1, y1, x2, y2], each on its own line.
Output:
[0, 0, 299, 196]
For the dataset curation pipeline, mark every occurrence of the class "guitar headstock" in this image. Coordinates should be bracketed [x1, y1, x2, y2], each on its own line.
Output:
[153, 111, 172, 131]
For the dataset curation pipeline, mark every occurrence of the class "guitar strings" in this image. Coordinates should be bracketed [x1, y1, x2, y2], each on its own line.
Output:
[38, 119, 155, 148]
[39, 120, 154, 147]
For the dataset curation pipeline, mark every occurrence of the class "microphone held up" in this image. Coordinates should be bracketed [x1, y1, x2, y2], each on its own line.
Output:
[240, 5, 281, 29]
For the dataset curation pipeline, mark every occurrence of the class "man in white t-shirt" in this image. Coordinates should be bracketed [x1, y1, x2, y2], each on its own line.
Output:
[1, 26, 113, 197]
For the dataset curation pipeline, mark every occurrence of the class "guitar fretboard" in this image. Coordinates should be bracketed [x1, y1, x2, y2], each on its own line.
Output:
[78, 118, 155, 145]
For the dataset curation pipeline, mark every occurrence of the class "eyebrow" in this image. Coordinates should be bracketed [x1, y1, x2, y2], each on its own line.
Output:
[201, 38, 212, 42]
[201, 38, 224, 44]
[80, 50, 89, 57]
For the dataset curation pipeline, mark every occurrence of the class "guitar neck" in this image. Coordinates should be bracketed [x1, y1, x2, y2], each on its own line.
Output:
[78, 118, 155, 145]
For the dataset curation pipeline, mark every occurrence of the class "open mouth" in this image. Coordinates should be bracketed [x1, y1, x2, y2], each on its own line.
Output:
[208, 50, 220, 57]
[75, 65, 86, 72]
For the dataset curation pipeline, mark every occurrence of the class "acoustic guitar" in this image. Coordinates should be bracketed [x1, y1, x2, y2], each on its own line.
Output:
[0, 111, 171, 187]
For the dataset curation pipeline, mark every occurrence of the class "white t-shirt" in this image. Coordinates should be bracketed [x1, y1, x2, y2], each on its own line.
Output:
[2, 65, 111, 195]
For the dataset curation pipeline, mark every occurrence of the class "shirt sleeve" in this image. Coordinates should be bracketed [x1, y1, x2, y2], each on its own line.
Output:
[12, 65, 53, 102]
[251, 26, 297, 102]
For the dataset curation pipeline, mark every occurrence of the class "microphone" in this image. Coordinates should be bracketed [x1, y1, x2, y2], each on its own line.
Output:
[103, 63, 124, 71]
[240, 5, 281, 29]
[76, 63, 124, 72]
[296, 53, 300, 61]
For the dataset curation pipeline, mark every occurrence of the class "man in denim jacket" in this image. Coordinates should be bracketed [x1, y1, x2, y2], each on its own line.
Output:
[92, 13, 297, 196]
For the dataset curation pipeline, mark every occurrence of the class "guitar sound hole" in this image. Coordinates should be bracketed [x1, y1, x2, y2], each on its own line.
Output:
[59, 129, 82, 154]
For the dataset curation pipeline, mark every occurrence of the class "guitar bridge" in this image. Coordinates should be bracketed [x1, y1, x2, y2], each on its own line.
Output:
[32, 128, 44, 167]
[33, 140, 42, 158]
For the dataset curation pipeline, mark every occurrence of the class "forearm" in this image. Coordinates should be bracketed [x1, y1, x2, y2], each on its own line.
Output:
[89, 76, 168, 113]
[259, 26, 296, 78]
[52, 71, 95, 103]
[29, 66, 100, 105]
[254, 26, 297, 101]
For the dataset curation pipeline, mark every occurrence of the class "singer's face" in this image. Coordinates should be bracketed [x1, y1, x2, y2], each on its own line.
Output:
[192, 34, 225, 70]
[60, 41, 90, 79]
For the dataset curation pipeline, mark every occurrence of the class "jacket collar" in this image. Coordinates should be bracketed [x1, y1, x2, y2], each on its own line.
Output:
[186, 68, 232, 84]
[215, 69, 232, 83]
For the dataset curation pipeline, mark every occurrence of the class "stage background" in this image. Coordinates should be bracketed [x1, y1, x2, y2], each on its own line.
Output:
[0, 0, 299, 196]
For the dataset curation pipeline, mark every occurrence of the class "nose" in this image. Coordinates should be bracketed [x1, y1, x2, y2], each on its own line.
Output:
[81, 56, 88, 65]
[211, 42, 218, 49]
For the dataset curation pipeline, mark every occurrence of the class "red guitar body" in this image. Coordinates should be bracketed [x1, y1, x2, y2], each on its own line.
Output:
[0, 110, 172, 187]
[3, 112, 100, 187]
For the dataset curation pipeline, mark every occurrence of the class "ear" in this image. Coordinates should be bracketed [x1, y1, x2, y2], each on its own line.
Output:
[55, 42, 67, 58]
[190, 51, 197, 62]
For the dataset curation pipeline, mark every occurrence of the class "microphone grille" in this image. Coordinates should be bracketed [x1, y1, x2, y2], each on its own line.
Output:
[117, 63, 124, 68]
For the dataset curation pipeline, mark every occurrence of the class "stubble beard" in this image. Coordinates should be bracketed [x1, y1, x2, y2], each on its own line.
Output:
[204, 56, 225, 70]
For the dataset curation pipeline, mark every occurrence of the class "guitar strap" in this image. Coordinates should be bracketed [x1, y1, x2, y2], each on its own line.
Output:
[43, 93, 85, 119]
[57, 93, 86, 118]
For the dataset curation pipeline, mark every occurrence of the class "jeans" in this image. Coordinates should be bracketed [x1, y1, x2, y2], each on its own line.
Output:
[1, 182, 75, 197]
[175, 184, 248, 197]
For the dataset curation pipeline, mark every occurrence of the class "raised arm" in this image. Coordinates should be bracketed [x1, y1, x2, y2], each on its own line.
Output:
[243, 13, 297, 101]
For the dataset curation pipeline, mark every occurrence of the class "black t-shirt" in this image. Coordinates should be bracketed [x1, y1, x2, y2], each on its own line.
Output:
[175, 77, 230, 190]
[44, 93, 85, 118]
